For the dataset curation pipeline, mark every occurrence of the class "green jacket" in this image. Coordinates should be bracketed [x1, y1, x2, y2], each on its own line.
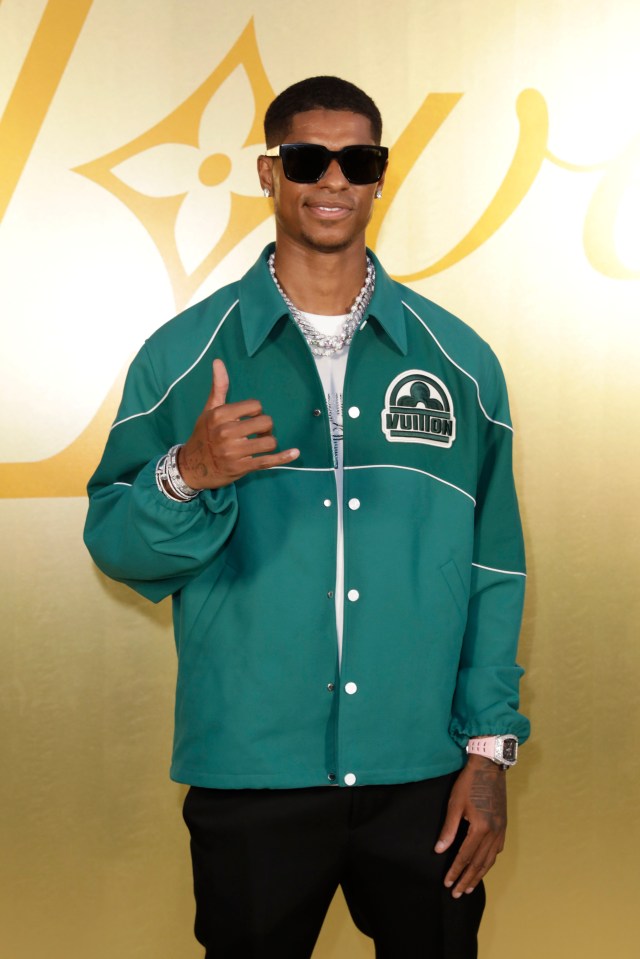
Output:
[85, 244, 529, 789]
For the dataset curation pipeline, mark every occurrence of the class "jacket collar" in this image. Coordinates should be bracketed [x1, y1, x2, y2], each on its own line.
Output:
[238, 243, 408, 357]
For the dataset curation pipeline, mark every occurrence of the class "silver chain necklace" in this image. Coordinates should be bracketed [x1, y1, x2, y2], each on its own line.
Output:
[268, 252, 375, 357]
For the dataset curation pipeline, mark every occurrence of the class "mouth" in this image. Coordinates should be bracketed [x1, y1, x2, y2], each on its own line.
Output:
[305, 203, 352, 220]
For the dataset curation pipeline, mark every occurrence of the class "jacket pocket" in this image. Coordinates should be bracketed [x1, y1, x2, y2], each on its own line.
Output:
[185, 561, 240, 644]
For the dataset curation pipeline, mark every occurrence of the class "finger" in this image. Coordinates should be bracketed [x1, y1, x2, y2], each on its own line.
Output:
[223, 433, 280, 461]
[210, 415, 274, 454]
[443, 827, 485, 888]
[237, 448, 300, 474]
[226, 413, 275, 440]
[435, 804, 464, 854]
[446, 823, 503, 893]
[205, 358, 230, 411]
[208, 398, 265, 425]
[450, 836, 500, 898]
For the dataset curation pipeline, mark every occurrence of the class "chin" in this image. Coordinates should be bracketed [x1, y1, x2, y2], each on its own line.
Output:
[300, 230, 359, 254]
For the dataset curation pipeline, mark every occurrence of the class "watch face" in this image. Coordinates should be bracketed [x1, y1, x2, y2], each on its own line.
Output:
[502, 738, 518, 762]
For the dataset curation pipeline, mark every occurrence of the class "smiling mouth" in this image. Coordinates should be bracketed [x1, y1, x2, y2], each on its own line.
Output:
[307, 204, 351, 218]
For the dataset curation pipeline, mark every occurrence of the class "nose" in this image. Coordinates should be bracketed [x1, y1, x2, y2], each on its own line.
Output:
[319, 157, 349, 188]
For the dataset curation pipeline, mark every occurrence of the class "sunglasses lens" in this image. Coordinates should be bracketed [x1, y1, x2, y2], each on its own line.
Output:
[280, 145, 328, 183]
[341, 147, 387, 184]
[278, 145, 388, 184]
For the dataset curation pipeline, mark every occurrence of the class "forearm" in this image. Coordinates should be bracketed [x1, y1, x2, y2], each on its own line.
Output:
[84, 458, 238, 601]
[450, 555, 529, 745]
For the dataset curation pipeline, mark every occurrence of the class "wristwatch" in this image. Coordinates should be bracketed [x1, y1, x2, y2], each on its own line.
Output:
[466, 735, 518, 769]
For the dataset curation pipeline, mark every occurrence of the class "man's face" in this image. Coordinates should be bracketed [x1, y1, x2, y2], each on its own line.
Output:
[258, 109, 385, 255]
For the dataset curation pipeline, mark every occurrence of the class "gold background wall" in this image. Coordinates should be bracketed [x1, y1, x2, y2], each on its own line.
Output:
[2, 1, 639, 956]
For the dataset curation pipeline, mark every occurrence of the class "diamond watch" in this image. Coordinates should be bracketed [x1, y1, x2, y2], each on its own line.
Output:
[466, 735, 518, 769]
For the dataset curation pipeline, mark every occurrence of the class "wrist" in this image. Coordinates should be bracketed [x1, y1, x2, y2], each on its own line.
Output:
[176, 444, 201, 491]
[156, 446, 201, 502]
[466, 734, 518, 769]
[465, 753, 504, 772]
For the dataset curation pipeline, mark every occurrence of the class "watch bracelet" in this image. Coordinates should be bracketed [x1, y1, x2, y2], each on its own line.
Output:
[155, 445, 200, 502]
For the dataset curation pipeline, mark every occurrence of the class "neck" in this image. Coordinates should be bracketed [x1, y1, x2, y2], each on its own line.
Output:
[272, 237, 369, 315]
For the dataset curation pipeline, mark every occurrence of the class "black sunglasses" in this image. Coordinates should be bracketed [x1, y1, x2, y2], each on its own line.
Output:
[264, 143, 388, 185]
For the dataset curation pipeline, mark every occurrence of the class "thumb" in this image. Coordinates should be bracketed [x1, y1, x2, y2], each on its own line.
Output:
[205, 358, 229, 410]
[435, 802, 463, 854]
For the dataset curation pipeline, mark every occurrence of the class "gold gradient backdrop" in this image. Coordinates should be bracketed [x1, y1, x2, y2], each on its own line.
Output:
[2, 2, 639, 956]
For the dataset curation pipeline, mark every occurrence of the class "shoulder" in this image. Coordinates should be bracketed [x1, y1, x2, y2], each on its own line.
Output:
[398, 282, 494, 362]
[394, 281, 513, 427]
[137, 281, 241, 384]
[147, 281, 241, 352]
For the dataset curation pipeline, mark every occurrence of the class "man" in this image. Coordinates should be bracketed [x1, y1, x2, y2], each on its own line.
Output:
[85, 76, 529, 958]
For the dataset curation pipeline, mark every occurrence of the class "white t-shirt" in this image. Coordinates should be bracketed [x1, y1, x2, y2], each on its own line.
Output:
[301, 313, 349, 666]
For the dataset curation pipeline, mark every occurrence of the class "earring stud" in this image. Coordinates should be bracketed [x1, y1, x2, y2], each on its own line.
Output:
[375, 189, 382, 200]
[263, 188, 271, 198]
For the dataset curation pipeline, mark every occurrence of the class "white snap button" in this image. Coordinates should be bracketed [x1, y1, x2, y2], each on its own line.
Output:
[345, 682, 358, 695]
[347, 406, 360, 418]
[344, 772, 357, 786]
[348, 498, 360, 510]
[323, 499, 332, 507]
[347, 589, 360, 602]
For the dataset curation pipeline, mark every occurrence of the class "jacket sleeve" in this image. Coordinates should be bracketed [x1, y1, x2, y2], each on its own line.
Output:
[449, 350, 530, 746]
[83, 342, 238, 603]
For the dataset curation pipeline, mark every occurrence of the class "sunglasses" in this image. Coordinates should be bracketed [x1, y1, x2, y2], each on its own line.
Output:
[264, 143, 388, 185]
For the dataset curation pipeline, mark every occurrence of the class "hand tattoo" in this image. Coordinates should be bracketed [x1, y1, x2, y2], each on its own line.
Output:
[181, 442, 208, 478]
[469, 764, 506, 832]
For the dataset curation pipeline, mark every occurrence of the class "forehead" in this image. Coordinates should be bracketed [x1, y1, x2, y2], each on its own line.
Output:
[284, 109, 376, 147]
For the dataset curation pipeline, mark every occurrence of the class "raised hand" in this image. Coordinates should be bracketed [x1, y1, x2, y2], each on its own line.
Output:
[176, 358, 299, 490]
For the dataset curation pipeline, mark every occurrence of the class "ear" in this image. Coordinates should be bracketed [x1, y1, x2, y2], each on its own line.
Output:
[257, 155, 274, 195]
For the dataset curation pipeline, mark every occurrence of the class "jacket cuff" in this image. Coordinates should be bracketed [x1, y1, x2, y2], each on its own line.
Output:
[449, 664, 530, 747]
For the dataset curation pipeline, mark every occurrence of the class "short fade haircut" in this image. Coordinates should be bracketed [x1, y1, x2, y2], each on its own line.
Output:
[264, 76, 383, 147]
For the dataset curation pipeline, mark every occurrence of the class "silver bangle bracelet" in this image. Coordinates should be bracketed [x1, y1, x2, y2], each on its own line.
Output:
[155, 445, 200, 502]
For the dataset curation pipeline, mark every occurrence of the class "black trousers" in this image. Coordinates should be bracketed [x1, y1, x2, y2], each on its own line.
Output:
[183, 773, 485, 959]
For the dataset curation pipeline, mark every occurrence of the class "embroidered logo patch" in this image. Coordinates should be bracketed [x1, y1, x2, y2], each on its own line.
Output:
[381, 370, 456, 447]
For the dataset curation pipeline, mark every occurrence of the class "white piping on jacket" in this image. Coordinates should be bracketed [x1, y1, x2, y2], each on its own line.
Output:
[401, 300, 514, 433]
[345, 463, 476, 506]
[472, 562, 526, 577]
[269, 466, 335, 473]
[111, 299, 239, 430]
